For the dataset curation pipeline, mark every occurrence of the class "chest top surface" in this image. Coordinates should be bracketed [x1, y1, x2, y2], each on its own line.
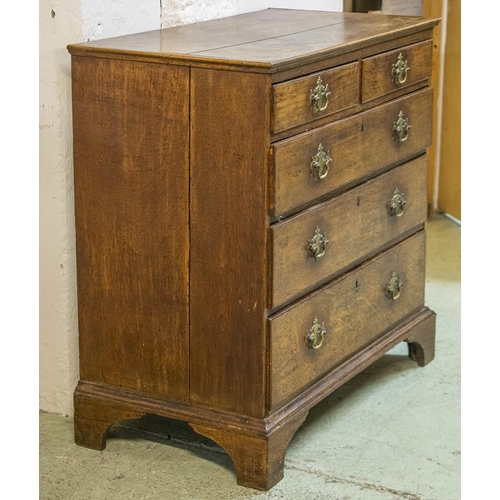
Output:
[67, 9, 438, 72]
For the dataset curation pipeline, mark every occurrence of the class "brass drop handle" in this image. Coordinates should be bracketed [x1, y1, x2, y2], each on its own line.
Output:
[310, 143, 331, 180]
[391, 53, 410, 86]
[308, 226, 329, 261]
[387, 188, 406, 218]
[306, 316, 326, 349]
[310, 77, 331, 113]
[386, 272, 403, 300]
[393, 110, 411, 143]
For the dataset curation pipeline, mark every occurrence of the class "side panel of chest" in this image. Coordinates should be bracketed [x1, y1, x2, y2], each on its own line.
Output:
[72, 57, 190, 401]
[189, 68, 272, 417]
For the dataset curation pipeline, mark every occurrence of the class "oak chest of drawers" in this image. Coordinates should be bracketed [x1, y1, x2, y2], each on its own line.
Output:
[68, 9, 439, 490]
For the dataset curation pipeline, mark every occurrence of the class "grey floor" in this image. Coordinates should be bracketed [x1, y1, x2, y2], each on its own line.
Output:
[40, 214, 460, 500]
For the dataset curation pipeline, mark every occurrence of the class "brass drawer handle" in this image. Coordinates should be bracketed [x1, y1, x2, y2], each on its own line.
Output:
[393, 111, 411, 143]
[310, 143, 331, 180]
[391, 53, 410, 86]
[310, 77, 331, 113]
[387, 188, 406, 218]
[308, 226, 329, 261]
[386, 272, 403, 300]
[306, 316, 326, 349]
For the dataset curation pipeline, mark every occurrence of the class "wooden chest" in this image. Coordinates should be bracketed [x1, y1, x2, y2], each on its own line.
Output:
[68, 9, 439, 490]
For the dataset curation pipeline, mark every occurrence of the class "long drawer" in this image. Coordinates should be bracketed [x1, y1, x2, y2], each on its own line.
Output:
[272, 88, 433, 216]
[269, 230, 426, 410]
[271, 155, 427, 308]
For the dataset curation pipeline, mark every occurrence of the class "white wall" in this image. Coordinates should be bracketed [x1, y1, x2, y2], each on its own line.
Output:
[81, 0, 160, 41]
[162, 0, 235, 28]
[160, 0, 343, 26]
[234, 0, 343, 15]
[40, 0, 82, 416]
[40, 0, 344, 417]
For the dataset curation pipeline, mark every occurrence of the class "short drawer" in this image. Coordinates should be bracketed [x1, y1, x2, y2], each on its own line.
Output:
[269, 230, 426, 410]
[362, 40, 433, 103]
[272, 62, 359, 134]
[273, 88, 433, 216]
[271, 155, 427, 308]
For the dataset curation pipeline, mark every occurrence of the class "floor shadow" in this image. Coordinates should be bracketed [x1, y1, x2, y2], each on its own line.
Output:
[107, 414, 234, 474]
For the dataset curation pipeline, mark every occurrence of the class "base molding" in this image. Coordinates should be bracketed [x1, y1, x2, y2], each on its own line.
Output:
[73, 306, 435, 489]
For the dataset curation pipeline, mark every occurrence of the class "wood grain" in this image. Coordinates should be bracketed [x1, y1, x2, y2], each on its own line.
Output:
[270, 231, 426, 409]
[273, 88, 433, 215]
[189, 68, 271, 417]
[273, 62, 359, 134]
[72, 56, 190, 401]
[361, 40, 433, 103]
[195, 15, 437, 70]
[271, 156, 428, 308]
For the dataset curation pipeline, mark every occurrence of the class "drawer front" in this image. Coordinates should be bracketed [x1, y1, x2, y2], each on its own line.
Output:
[362, 40, 432, 103]
[271, 155, 427, 308]
[273, 88, 433, 215]
[269, 231, 426, 410]
[273, 62, 359, 134]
